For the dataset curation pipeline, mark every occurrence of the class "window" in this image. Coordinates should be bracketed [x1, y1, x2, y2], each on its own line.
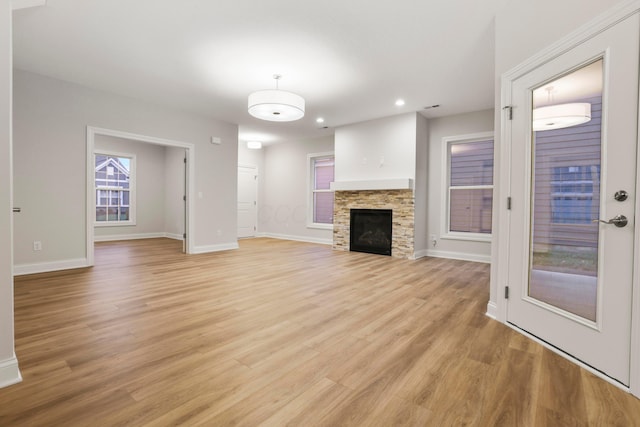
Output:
[551, 165, 600, 224]
[95, 152, 135, 226]
[308, 153, 335, 228]
[443, 133, 494, 240]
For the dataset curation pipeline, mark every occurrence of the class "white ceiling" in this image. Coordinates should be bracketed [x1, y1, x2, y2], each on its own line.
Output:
[12, 0, 506, 144]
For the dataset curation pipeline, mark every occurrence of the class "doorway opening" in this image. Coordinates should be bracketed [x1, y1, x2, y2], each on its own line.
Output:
[86, 127, 195, 266]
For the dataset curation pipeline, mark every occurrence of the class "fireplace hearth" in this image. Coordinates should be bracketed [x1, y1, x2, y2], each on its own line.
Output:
[350, 209, 392, 256]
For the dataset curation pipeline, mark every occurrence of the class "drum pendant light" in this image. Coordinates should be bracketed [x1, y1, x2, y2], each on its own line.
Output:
[248, 75, 305, 122]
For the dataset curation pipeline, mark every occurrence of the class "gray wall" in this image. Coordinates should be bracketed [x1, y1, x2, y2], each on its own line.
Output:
[0, 1, 18, 387]
[414, 114, 429, 254]
[427, 109, 494, 262]
[13, 70, 238, 271]
[261, 136, 334, 244]
[238, 142, 265, 171]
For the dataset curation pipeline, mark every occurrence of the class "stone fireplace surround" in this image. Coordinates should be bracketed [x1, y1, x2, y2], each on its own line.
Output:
[332, 189, 415, 259]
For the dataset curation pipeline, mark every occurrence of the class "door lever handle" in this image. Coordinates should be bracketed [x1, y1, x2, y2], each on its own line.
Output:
[12, 207, 21, 213]
[592, 214, 627, 227]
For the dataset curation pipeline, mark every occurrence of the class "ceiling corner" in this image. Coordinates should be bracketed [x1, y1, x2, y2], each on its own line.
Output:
[12, 0, 46, 11]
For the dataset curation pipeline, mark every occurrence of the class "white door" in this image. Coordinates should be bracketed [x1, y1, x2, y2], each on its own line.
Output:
[238, 165, 258, 238]
[506, 14, 638, 385]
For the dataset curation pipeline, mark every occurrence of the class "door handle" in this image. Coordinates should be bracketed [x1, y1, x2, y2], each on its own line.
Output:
[12, 207, 21, 213]
[592, 214, 627, 227]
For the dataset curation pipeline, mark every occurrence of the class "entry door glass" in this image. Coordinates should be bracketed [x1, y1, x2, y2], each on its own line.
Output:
[529, 60, 603, 322]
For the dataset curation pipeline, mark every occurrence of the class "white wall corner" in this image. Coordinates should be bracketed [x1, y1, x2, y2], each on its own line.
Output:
[192, 242, 239, 254]
[486, 301, 498, 319]
[413, 249, 429, 259]
[13, 258, 89, 276]
[0, 355, 22, 389]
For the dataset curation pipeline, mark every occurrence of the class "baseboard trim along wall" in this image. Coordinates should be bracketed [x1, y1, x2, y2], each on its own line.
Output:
[192, 242, 239, 254]
[418, 249, 491, 264]
[93, 232, 172, 242]
[13, 258, 89, 276]
[164, 233, 184, 241]
[257, 232, 332, 246]
[486, 301, 498, 319]
[0, 355, 22, 388]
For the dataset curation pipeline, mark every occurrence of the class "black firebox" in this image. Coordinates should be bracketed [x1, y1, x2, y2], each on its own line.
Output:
[349, 209, 392, 256]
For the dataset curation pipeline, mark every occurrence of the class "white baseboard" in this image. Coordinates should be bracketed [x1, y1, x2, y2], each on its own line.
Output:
[94, 232, 167, 242]
[0, 355, 22, 389]
[425, 249, 491, 264]
[413, 249, 428, 259]
[13, 258, 89, 276]
[257, 232, 332, 246]
[192, 242, 239, 254]
[486, 301, 498, 319]
[164, 233, 184, 241]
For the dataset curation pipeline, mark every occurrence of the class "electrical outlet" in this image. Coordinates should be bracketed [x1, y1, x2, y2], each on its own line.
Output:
[33, 241, 42, 251]
[430, 235, 437, 246]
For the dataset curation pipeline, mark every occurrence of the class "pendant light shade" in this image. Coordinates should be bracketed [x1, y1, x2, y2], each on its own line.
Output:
[533, 102, 591, 131]
[248, 75, 305, 122]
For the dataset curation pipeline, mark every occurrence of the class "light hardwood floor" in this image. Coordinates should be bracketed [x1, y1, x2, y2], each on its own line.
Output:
[1, 237, 639, 426]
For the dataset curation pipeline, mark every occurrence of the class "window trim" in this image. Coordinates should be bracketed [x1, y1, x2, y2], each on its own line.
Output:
[440, 132, 494, 242]
[307, 151, 335, 230]
[94, 150, 137, 227]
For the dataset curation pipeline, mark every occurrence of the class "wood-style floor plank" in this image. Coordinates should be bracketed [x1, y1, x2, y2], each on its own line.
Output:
[0, 237, 639, 426]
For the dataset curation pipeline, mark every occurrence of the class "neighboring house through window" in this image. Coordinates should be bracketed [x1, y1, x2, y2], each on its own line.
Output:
[443, 132, 494, 240]
[532, 94, 603, 249]
[95, 152, 136, 226]
[308, 152, 335, 229]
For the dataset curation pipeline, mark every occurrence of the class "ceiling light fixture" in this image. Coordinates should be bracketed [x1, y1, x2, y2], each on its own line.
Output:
[247, 141, 262, 150]
[248, 75, 305, 122]
[533, 87, 591, 131]
[316, 117, 325, 124]
[395, 99, 405, 106]
[533, 103, 592, 131]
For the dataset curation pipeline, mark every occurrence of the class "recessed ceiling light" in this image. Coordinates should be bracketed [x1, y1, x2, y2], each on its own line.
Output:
[395, 99, 405, 107]
[247, 141, 262, 150]
[316, 117, 325, 123]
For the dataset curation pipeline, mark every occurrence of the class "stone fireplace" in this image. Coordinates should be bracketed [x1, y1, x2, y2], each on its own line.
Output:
[333, 188, 415, 259]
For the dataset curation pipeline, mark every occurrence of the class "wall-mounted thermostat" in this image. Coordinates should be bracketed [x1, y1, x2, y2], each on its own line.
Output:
[211, 137, 222, 145]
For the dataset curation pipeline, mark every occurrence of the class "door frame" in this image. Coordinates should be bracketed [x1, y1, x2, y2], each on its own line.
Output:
[495, 0, 640, 397]
[85, 126, 196, 264]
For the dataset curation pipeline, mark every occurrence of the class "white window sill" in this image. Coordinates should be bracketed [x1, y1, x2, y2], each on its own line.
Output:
[440, 232, 492, 243]
[307, 223, 334, 230]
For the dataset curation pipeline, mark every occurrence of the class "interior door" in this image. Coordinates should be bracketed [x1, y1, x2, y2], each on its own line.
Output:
[238, 165, 258, 238]
[506, 14, 639, 385]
